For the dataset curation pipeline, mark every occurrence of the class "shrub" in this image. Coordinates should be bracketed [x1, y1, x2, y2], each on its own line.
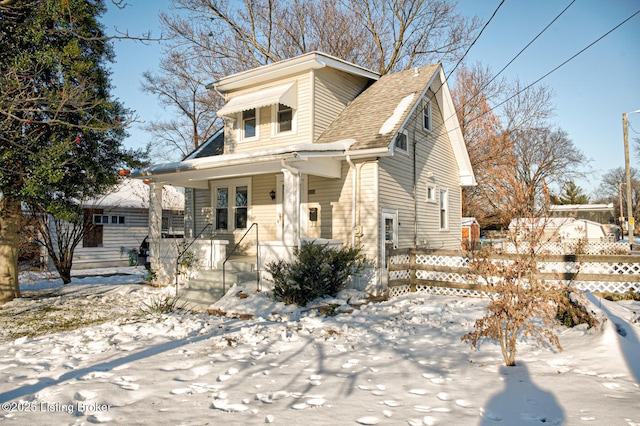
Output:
[556, 289, 599, 329]
[266, 242, 365, 306]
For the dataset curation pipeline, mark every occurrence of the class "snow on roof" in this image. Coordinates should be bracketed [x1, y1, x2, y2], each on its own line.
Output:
[83, 179, 184, 210]
[378, 93, 415, 134]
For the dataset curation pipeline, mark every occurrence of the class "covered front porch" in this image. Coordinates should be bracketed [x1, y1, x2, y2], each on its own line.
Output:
[136, 143, 356, 294]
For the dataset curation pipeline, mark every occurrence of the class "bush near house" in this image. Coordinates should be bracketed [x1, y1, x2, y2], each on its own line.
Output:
[266, 242, 365, 306]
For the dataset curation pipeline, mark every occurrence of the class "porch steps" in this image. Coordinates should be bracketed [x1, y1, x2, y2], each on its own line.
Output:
[179, 257, 259, 310]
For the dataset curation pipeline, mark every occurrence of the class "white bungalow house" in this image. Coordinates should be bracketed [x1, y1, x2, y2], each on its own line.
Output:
[65, 179, 184, 269]
[135, 52, 475, 300]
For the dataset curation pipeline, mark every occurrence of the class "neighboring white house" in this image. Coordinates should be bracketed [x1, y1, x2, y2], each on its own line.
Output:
[61, 179, 185, 269]
[509, 217, 610, 243]
[135, 52, 475, 296]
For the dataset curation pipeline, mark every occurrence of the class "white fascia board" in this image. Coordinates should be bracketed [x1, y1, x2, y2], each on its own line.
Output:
[211, 52, 379, 93]
[435, 67, 476, 187]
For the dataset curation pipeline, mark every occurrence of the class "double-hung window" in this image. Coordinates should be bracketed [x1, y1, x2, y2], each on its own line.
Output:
[234, 186, 248, 229]
[242, 108, 257, 140]
[214, 179, 251, 231]
[276, 103, 293, 133]
[423, 101, 432, 132]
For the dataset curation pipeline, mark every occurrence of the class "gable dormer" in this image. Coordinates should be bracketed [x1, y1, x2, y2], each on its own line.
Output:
[211, 52, 379, 154]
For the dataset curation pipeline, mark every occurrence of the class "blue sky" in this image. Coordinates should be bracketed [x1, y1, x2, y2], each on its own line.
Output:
[102, 0, 640, 197]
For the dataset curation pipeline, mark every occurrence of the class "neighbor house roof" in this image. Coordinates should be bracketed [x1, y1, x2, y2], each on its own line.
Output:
[316, 64, 475, 186]
[83, 179, 184, 210]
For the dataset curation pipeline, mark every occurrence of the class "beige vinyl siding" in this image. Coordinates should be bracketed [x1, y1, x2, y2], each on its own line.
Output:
[313, 68, 372, 141]
[356, 161, 380, 264]
[251, 173, 278, 242]
[223, 74, 313, 154]
[193, 187, 212, 237]
[307, 163, 352, 242]
[379, 90, 462, 250]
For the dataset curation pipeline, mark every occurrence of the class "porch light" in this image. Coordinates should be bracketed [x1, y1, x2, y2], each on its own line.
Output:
[269, 189, 276, 200]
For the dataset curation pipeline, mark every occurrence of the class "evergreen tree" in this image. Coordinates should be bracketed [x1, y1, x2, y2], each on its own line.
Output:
[0, 0, 144, 300]
[557, 181, 589, 205]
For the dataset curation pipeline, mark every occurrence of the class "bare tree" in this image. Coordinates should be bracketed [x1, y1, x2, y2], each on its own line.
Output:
[141, 50, 221, 161]
[452, 63, 588, 228]
[452, 64, 514, 227]
[144, 0, 481, 160]
[596, 167, 640, 226]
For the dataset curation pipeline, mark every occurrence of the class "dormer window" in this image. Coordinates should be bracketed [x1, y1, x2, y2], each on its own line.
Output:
[277, 103, 293, 133]
[242, 108, 257, 140]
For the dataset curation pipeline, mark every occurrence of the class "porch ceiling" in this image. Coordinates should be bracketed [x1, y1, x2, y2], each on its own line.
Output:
[139, 154, 343, 188]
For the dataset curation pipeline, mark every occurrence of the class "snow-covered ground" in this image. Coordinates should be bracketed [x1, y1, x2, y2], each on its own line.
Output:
[0, 268, 639, 425]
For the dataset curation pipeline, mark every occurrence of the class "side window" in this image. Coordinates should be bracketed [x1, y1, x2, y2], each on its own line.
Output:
[394, 130, 408, 153]
[439, 188, 448, 230]
[423, 101, 432, 132]
[427, 183, 436, 203]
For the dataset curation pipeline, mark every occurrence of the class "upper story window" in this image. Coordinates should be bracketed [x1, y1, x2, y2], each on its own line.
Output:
[241, 108, 258, 140]
[277, 103, 293, 133]
[423, 101, 432, 132]
[394, 130, 408, 154]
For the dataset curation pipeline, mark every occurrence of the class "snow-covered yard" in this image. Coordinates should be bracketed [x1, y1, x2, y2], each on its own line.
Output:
[0, 268, 639, 425]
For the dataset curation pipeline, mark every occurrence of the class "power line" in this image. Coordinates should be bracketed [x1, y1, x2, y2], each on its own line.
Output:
[430, 6, 640, 143]
[444, 0, 506, 81]
[428, 0, 576, 142]
[489, 8, 640, 114]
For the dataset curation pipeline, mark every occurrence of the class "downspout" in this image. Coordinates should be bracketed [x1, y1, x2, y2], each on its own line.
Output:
[346, 155, 357, 247]
[413, 128, 418, 248]
[281, 159, 301, 250]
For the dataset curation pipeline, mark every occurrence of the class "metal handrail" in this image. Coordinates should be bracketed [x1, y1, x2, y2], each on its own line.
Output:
[223, 223, 259, 294]
[175, 223, 212, 294]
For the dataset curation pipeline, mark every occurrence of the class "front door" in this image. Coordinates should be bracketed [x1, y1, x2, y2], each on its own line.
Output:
[381, 209, 398, 291]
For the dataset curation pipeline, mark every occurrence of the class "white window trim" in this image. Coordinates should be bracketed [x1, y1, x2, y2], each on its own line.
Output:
[238, 108, 259, 142]
[271, 103, 296, 137]
[393, 129, 409, 155]
[439, 187, 449, 231]
[423, 100, 432, 132]
[426, 182, 437, 203]
[211, 177, 252, 232]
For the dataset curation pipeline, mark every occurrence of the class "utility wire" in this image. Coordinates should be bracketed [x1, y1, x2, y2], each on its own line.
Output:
[433, 0, 575, 139]
[489, 8, 640, 114]
[429, 7, 640, 142]
[444, 0, 505, 81]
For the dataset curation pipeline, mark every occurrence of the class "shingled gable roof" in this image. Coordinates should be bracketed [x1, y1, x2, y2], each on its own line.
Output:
[316, 64, 439, 149]
[316, 64, 475, 186]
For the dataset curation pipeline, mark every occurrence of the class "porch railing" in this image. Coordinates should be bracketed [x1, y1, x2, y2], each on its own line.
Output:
[223, 223, 259, 294]
[175, 223, 212, 294]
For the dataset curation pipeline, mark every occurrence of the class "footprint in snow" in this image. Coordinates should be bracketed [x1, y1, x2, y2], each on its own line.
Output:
[602, 382, 621, 390]
[455, 399, 472, 408]
[74, 390, 97, 401]
[211, 400, 248, 412]
[436, 392, 451, 401]
[356, 416, 381, 425]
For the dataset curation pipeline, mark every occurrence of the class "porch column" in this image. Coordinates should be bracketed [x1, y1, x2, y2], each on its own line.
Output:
[281, 163, 300, 247]
[148, 182, 163, 272]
